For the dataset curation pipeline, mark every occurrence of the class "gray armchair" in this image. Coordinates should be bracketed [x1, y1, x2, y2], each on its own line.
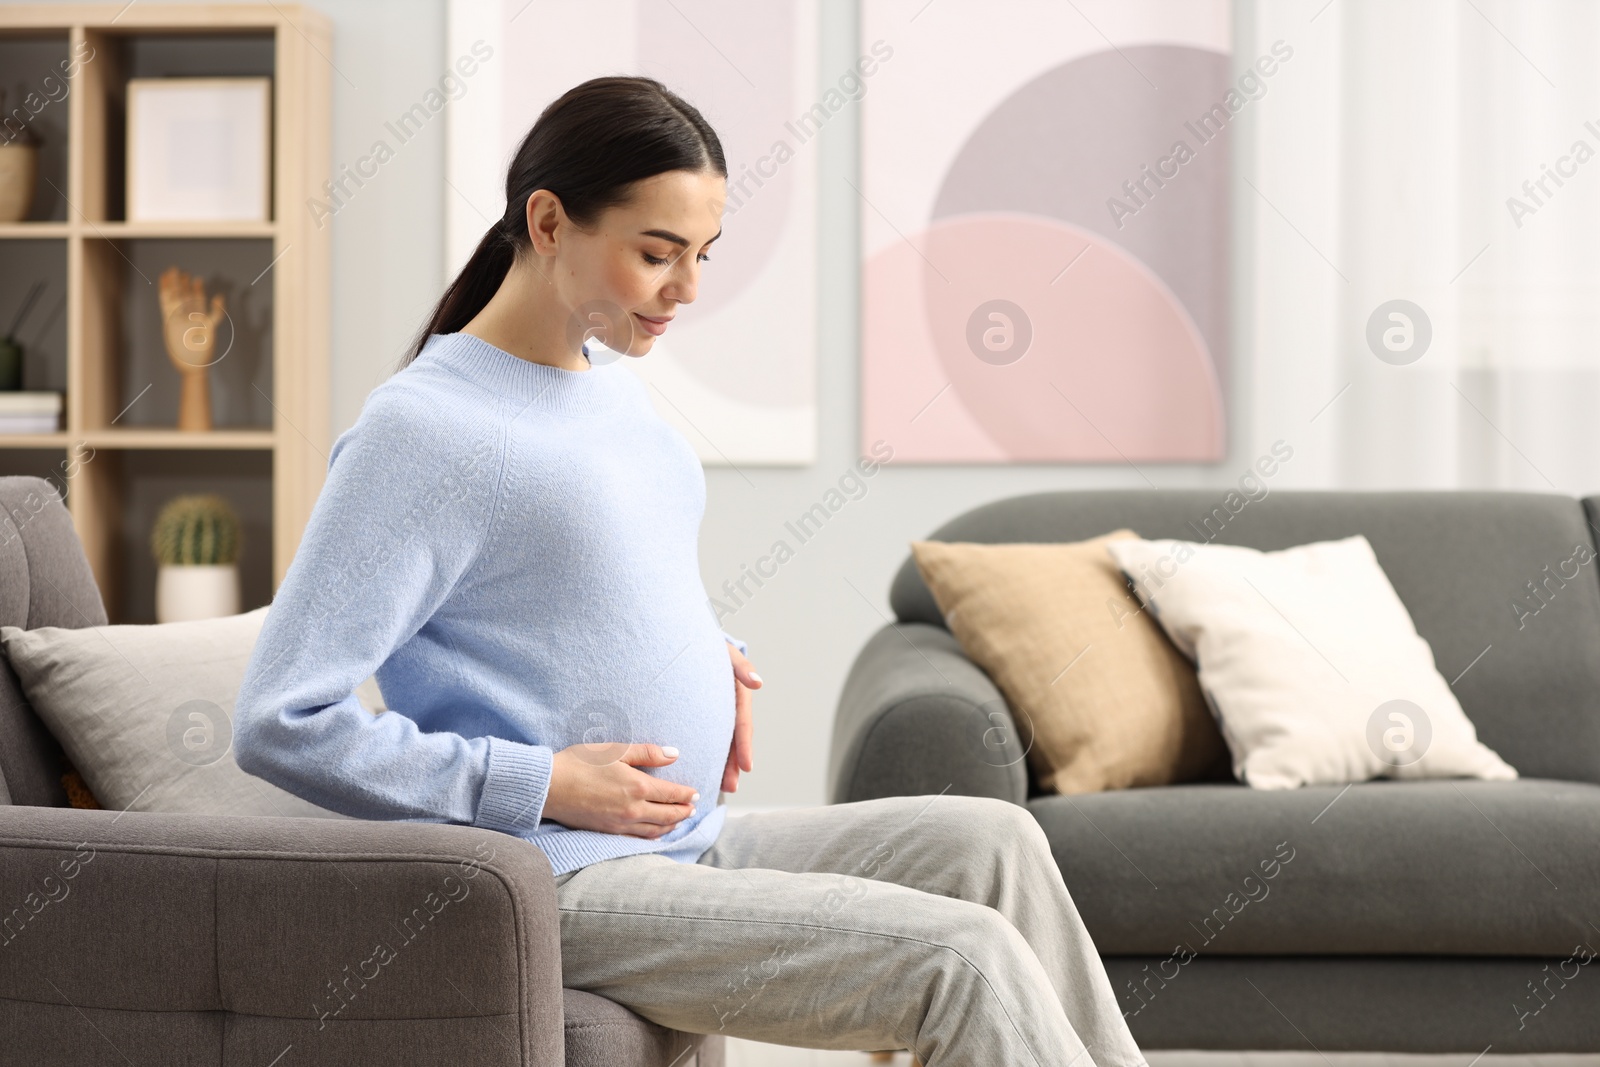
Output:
[0, 475, 722, 1067]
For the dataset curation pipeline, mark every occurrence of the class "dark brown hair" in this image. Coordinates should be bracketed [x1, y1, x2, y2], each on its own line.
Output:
[400, 75, 726, 369]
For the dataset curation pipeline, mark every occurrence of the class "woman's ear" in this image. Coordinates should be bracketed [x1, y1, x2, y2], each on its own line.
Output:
[524, 189, 566, 257]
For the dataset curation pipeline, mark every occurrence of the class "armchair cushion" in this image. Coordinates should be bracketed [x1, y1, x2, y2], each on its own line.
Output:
[1, 606, 349, 819]
[562, 988, 717, 1066]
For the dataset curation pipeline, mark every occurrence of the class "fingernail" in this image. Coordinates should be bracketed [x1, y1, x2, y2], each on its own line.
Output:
[662, 746, 679, 757]
[690, 792, 700, 802]
[750, 672, 763, 684]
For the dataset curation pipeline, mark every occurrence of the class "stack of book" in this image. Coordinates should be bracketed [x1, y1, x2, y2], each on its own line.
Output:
[0, 391, 64, 434]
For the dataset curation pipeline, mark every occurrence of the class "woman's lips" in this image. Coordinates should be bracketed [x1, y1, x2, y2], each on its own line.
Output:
[635, 312, 672, 337]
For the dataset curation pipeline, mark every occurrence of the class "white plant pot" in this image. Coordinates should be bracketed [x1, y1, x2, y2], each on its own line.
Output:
[156, 563, 240, 623]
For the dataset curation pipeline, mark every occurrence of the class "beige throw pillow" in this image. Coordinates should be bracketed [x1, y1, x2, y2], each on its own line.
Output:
[911, 531, 1227, 794]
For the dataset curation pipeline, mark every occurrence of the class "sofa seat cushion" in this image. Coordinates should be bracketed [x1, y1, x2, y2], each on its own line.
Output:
[1031, 778, 1600, 956]
[561, 988, 718, 1067]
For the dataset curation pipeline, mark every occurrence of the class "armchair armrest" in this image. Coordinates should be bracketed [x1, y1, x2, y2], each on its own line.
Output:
[0, 805, 563, 1065]
[828, 621, 1029, 806]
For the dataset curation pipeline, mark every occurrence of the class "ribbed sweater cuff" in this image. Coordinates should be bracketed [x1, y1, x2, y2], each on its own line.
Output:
[720, 630, 748, 656]
[475, 736, 554, 835]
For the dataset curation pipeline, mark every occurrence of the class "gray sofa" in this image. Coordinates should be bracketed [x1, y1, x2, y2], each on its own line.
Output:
[0, 476, 723, 1067]
[831, 488, 1600, 1053]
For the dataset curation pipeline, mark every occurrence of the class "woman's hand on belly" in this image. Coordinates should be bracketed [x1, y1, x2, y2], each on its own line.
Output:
[544, 742, 701, 838]
[721, 643, 763, 793]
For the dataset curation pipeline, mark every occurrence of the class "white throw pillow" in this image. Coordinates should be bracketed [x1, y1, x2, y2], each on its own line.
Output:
[1103, 535, 1517, 789]
[1, 606, 387, 818]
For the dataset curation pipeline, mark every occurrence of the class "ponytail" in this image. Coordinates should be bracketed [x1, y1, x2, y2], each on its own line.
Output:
[407, 217, 518, 360]
[398, 76, 726, 370]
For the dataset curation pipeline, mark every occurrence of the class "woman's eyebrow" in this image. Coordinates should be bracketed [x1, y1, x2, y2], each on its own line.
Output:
[640, 227, 722, 248]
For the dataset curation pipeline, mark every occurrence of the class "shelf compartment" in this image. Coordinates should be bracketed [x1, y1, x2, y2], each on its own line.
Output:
[76, 235, 275, 433]
[0, 237, 67, 402]
[78, 27, 276, 224]
[75, 446, 272, 624]
[0, 446, 70, 494]
[0, 30, 73, 223]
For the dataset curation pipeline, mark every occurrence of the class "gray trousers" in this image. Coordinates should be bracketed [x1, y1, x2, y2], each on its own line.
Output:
[553, 793, 1148, 1067]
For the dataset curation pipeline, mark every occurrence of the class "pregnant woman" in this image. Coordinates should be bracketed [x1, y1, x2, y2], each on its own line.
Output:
[234, 75, 1146, 1067]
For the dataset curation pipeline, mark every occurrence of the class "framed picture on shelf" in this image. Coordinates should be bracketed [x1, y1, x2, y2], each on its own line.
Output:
[127, 77, 272, 222]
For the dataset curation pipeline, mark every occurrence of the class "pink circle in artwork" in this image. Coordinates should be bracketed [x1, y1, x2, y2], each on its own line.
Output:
[864, 213, 1224, 462]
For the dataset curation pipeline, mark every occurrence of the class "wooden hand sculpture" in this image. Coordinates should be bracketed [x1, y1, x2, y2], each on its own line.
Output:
[158, 266, 226, 431]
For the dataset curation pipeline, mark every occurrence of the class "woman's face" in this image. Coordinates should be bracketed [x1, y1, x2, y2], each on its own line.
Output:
[556, 168, 727, 358]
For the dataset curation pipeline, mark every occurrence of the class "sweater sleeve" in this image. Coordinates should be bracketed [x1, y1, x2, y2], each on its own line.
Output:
[721, 630, 748, 656]
[233, 392, 552, 837]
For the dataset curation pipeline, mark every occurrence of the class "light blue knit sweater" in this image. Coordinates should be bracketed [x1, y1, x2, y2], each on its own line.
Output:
[234, 331, 745, 876]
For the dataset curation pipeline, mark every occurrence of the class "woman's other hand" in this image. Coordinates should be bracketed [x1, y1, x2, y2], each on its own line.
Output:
[545, 743, 700, 838]
[722, 644, 762, 793]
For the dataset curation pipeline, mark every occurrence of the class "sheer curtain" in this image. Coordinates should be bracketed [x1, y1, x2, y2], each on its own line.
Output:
[1237, 0, 1600, 493]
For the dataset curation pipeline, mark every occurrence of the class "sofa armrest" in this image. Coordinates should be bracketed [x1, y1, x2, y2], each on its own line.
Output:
[0, 805, 563, 1065]
[828, 621, 1029, 806]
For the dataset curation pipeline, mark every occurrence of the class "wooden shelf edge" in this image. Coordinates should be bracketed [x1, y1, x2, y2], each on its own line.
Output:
[0, 433, 69, 448]
[79, 428, 278, 449]
[81, 221, 279, 239]
[2, 223, 276, 238]
[0, 430, 277, 449]
[0, 5, 328, 32]
[0, 223, 71, 238]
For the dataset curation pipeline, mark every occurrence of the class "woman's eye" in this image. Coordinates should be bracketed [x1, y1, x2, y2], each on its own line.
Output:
[643, 251, 712, 266]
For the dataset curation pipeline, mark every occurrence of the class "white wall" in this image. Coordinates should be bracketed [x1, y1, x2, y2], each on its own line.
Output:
[310, 0, 450, 432]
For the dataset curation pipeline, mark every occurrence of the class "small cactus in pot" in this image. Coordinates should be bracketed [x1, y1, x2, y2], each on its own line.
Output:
[151, 493, 242, 622]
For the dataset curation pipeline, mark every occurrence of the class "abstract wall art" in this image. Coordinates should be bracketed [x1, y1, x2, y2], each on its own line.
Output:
[861, 0, 1233, 464]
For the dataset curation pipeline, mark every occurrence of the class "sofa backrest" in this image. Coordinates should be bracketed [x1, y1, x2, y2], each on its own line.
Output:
[0, 475, 109, 807]
[889, 489, 1600, 785]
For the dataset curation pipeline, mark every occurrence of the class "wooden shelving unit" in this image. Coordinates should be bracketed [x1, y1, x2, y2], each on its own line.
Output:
[0, 4, 330, 623]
